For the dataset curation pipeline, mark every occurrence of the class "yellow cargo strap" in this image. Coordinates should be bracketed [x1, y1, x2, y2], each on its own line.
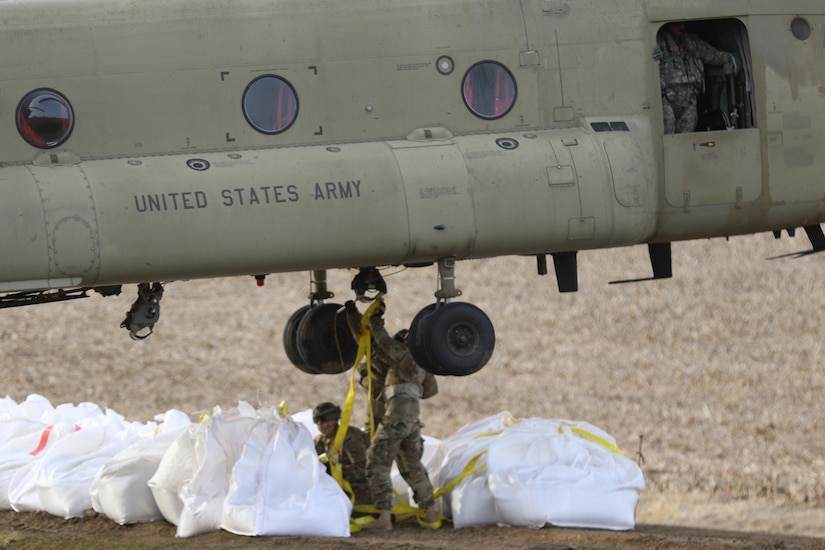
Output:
[429, 421, 623, 504]
[360, 448, 488, 529]
[328, 298, 385, 532]
[359, 297, 384, 439]
[433, 450, 487, 499]
[473, 421, 623, 456]
[562, 425, 624, 455]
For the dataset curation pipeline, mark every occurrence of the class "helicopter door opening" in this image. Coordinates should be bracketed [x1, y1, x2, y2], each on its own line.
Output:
[658, 18, 761, 209]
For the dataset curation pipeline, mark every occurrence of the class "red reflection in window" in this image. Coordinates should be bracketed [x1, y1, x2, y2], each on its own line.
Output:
[17, 89, 74, 149]
[462, 61, 516, 120]
[243, 76, 299, 135]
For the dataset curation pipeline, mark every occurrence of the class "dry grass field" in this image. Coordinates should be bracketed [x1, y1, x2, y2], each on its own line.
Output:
[2, 231, 825, 542]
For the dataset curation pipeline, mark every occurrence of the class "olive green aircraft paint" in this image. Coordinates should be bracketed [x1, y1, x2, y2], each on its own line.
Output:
[1, 0, 824, 374]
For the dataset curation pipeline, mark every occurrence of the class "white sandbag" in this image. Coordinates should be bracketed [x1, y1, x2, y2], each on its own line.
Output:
[488, 418, 645, 530]
[8, 401, 106, 513]
[176, 409, 257, 537]
[0, 396, 16, 412]
[438, 411, 515, 484]
[438, 413, 645, 531]
[448, 474, 498, 528]
[0, 395, 53, 441]
[0, 395, 56, 510]
[31, 410, 143, 518]
[437, 411, 514, 524]
[291, 408, 317, 436]
[33, 424, 111, 517]
[147, 425, 198, 527]
[90, 409, 192, 524]
[145, 404, 258, 537]
[7, 461, 41, 513]
[221, 414, 351, 537]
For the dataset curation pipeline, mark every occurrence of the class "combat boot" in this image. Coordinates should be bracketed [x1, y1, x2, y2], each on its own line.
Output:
[370, 510, 393, 531]
[417, 505, 442, 529]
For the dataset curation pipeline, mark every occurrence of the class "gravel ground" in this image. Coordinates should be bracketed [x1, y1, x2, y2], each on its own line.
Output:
[1, 231, 825, 541]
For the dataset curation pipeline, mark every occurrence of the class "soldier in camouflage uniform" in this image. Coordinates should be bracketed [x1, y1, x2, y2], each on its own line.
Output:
[312, 401, 373, 514]
[655, 22, 737, 134]
[345, 299, 440, 531]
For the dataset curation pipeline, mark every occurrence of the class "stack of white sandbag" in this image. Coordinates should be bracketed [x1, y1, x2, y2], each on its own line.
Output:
[0, 395, 645, 537]
[0, 395, 352, 537]
[0, 394, 164, 518]
[148, 402, 351, 537]
[437, 411, 645, 530]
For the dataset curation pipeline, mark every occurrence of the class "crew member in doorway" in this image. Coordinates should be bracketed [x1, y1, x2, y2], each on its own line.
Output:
[654, 22, 738, 134]
[312, 401, 373, 515]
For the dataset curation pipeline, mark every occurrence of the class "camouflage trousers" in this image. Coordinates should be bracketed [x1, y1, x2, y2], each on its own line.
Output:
[349, 479, 373, 508]
[662, 85, 698, 134]
[366, 417, 435, 511]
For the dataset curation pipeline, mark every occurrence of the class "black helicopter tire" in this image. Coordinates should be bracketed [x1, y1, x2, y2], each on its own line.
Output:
[423, 302, 495, 376]
[282, 305, 320, 374]
[408, 303, 446, 375]
[296, 303, 357, 374]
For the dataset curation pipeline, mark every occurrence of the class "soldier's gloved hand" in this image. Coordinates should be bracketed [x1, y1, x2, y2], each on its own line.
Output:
[345, 300, 357, 313]
[652, 47, 663, 61]
[374, 302, 386, 317]
[369, 315, 385, 331]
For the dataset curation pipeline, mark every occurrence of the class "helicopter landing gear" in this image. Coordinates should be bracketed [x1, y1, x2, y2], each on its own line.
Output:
[409, 258, 495, 376]
[282, 270, 357, 375]
[282, 259, 495, 377]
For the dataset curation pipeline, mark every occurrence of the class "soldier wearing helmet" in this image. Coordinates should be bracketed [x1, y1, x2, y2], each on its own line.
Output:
[312, 401, 372, 514]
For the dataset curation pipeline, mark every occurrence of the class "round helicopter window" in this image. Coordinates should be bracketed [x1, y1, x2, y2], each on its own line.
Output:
[462, 61, 517, 120]
[791, 17, 811, 41]
[16, 89, 74, 149]
[243, 75, 299, 135]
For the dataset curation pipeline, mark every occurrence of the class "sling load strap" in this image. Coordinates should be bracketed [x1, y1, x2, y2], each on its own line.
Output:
[328, 299, 385, 532]
[433, 450, 487, 499]
[351, 489, 447, 527]
[428, 423, 621, 499]
[473, 422, 623, 456]
[360, 298, 385, 436]
[388, 488, 439, 524]
[330, 298, 385, 461]
[564, 426, 624, 455]
[350, 449, 488, 528]
[322, 366, 362, 535]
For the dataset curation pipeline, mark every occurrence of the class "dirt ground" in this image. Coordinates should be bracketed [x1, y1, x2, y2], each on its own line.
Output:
[2, 233, 825, 548]
[1, 507, 825, 550]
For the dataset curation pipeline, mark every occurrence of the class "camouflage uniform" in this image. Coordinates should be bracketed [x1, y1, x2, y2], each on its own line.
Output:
[657, 27, 733, 134]
[364, 314, 438, 512]
[315, 425, 372, 508]
[345, 307, 390, 430]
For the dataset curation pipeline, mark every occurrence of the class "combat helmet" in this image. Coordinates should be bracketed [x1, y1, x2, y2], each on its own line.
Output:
[312, 401, 342, 423]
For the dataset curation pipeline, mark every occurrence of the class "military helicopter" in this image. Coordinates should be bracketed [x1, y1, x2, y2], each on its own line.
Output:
[1, 0, 823, 378]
